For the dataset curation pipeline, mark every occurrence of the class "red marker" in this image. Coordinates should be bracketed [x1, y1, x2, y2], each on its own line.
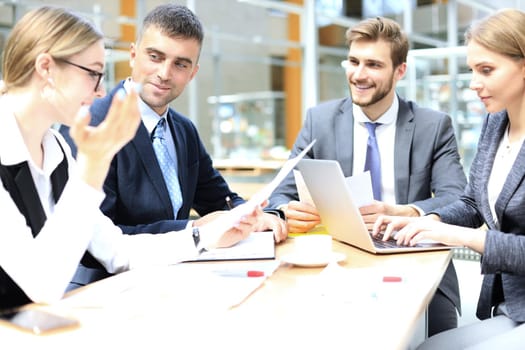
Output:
[215, 270, 265, 277]
[382, 276, 402, 282]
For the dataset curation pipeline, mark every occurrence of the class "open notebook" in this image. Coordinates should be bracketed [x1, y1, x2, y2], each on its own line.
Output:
[187, 140, 317, 261]
[187, 231, 275, 261]
[297, 159, 453, 254]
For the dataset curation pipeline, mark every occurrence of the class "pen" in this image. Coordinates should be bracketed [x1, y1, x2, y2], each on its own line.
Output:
[382, 276, 402, 282]
[225, 196, 234, 210]
[214, 270, 265, 278]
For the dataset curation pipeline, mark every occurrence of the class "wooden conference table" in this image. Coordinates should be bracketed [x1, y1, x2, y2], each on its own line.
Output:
[0, 236, 452, 350]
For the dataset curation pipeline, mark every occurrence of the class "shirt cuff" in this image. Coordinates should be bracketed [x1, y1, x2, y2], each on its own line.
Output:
[408, 204, 425, 216]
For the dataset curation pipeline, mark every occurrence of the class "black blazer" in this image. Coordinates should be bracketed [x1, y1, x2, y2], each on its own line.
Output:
[61, 81, 243, 235]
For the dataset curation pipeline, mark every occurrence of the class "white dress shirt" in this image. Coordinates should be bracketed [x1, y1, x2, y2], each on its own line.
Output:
[352, 96, 398, 204]
[0, 95, 201, 306]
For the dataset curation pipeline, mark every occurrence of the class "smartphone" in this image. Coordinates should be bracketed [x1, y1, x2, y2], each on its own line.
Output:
[0, 308, 79, 335]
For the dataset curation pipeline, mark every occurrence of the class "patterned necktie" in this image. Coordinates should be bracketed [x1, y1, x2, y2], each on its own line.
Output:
[364, 122, 382, 200]
[152, 118, 182, 217]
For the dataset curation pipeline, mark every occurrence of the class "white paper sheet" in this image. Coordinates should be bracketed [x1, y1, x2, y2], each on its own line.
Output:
[293, 169, 314, 206]
[201, 140, 316, 235]
[344, 171, 374, 207]
[60, 260, 281, 311]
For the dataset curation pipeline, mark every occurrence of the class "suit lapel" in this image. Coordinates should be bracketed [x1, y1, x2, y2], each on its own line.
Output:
[167, 110, 186, 209]
[0, 139, 70, 237]
[497, 146, 525, 220]
[12, 163, 46, 236]
[132, 122, 174, 217]
[480, 115, 507, 228]
[393, 98, 414, 204]
[337, 98, 354, 176]
[490, 115, 525, 225]
[50, 142, 69, 202]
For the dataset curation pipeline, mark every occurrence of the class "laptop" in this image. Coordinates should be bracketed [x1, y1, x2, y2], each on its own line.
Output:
[296, 159, 452, 254]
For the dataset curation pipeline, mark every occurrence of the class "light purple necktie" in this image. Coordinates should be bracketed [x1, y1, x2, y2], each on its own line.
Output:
[364, 122, 382, 200]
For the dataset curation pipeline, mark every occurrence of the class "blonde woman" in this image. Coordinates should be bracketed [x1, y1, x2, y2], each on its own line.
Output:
[0, 6, 259, 310]
[374, 9, 525, 349]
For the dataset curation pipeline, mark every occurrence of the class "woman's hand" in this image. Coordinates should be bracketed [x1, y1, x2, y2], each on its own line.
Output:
[72, 86, 141, 189]
[372, 214, 485, 252]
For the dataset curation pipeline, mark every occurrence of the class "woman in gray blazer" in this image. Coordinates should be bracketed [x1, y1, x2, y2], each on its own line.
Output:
[374, 8, 525, 349]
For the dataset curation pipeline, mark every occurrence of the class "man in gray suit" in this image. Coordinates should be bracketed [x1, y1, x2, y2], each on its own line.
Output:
[269, 17, 467, 337]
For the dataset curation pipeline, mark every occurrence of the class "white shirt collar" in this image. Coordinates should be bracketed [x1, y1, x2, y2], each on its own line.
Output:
[0, 95, 63, 176]
[123, 78, 169, 135]
[352, 93, 399, 125]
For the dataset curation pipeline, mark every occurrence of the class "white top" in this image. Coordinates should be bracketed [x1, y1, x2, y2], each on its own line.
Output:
[0, 96, 200, 305]
[352, 96, 398, 204]
[487, 126, 525, 226]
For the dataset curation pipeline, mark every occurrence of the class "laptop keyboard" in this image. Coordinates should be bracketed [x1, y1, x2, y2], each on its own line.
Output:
[371, 233, 401, 249]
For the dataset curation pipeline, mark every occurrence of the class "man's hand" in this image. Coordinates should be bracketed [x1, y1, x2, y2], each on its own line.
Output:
[198, 205, 264, 249]
[194, 209, 288, 243]
[257, 213, 288, 243]
[283, 200, 321, 233]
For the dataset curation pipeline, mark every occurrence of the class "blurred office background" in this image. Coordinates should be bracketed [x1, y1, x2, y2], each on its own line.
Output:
[3, 0, 521, 174]
[0, 0, 521, 338]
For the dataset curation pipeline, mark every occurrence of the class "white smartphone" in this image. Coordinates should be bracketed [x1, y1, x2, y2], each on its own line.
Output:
[0, 308, 79, 335]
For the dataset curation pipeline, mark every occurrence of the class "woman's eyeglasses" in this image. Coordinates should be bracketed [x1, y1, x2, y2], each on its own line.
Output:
[55, 58, 105, 92]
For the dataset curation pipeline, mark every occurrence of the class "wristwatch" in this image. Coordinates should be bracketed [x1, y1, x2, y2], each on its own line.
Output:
[263, 208, 286, 221]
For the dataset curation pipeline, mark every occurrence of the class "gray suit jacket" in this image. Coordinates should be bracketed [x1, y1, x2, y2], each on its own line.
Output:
[270, 96, 467, 312]
[434, 110, 525, 322]
[270, 96, 466, 210]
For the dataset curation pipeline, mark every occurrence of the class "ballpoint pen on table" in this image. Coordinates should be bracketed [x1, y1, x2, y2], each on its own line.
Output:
[225, 196, 234, 210]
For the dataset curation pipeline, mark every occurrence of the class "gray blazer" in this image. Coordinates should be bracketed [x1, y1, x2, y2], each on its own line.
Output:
[270, 96, 467, 312]
[434, 110, 525, 322]
[270, 96, 466, 211]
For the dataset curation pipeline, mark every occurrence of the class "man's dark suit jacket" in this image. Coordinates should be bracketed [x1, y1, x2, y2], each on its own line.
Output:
[269, 96, 468, 316]
[61, 80, 243, 235]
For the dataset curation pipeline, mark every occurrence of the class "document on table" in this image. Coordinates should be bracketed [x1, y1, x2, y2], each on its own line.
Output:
[60, 260, 281, 311]
[186, 231, 275, 261]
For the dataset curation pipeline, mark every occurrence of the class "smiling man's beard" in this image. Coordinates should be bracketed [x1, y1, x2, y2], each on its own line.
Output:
[349, 78, 393, 108]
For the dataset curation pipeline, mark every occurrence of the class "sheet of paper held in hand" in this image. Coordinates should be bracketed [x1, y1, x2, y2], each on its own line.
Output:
[203, 140, 316, 236]
[295, 168, 375, 208]
[344, 170, 374, 207]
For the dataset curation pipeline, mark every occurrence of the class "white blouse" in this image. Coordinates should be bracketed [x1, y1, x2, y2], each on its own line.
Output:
[0, 99, 200, 305]
[487, 126, 525, 226]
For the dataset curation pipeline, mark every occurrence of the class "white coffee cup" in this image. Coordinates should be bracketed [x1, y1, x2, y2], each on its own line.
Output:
[293, 234, 333, 259]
